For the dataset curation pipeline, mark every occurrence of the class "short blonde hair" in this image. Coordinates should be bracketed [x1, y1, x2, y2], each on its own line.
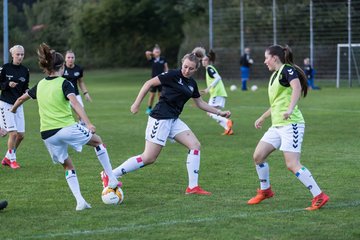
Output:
[9, 45, 24, 54]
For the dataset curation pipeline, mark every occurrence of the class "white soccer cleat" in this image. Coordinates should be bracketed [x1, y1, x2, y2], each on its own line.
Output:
[76, 201, 92, 211]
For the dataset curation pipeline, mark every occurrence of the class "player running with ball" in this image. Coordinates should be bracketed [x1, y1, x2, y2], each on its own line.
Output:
[11, 43, 119, 211]
[101, 47, 231, 195]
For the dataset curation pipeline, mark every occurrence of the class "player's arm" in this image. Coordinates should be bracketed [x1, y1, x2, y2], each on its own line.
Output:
[130, 77, 161, 114]
[145, 51, 152, 60]
[78, 77, 92, 102]
[283, 78, 301, 120]
[164, 62, 169, 72]
[192, 97, 231, 118]
[10, 93, 31, 113]
[68, 94, 95, 133]
[254, 107, 271, 129]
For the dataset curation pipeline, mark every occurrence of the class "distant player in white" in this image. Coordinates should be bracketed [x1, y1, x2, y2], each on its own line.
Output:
[201, 48, 234, 135]
[0, 45, 30, 169]
[11, 43, 119, 211]
[101, 47, 231, 195]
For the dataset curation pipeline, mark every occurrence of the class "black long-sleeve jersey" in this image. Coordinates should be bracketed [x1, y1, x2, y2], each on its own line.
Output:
[0, 62, 30, 104]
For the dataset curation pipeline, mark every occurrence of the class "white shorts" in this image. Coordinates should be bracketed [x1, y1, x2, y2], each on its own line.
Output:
[145, 116, 190, 146]
[70, 94, 84, 107]
[208, 96, 226, 108]
[260, 123, 305, 153]
[43, 124, 92, 164]
[0, 101, 25, 132]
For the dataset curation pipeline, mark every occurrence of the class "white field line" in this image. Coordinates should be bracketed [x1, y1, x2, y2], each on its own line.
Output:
[11, 200, 359, 240]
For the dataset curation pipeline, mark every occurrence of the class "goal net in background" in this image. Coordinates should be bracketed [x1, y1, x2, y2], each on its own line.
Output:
[336, 43, 360, 88]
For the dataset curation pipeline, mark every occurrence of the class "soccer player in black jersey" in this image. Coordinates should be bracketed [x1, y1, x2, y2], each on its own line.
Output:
[63, 50, 92, 125]
[0, 45, 29, 169]
[145, 44, 168, 114]
[101, 48, 231, 195]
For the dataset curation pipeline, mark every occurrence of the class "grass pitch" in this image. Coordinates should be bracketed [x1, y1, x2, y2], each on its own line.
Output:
[0, 68, 359, 239]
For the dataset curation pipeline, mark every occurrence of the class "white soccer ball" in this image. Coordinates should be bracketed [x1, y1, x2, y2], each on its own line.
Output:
[101, 186, 124, 205]
[230, 85, 237, 91]
[251, 85, 258, 91]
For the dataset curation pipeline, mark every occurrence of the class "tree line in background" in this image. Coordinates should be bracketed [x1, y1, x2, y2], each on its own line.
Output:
[1, 0, 358, 77]
[1, 0, 207, 71]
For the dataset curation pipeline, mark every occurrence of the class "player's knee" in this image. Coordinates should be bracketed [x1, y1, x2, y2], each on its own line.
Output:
[253, 152, 264, 165]
[190, 141, 201, 150]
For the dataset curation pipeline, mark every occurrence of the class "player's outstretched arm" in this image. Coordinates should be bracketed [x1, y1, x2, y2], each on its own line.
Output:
[10, 93, 30, 113]
[131, 77, 161, 114]
[192, 97, 231, 118]
[68, 94, 95, 133]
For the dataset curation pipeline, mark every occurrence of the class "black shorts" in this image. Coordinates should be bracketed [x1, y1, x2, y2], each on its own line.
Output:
[150, 85, 162, 93]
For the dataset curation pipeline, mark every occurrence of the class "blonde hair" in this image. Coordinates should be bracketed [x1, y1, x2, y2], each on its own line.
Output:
[181, 47, 206, 69]
[9, 45, 24, 54]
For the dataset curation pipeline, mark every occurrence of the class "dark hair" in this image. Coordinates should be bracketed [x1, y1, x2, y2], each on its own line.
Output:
[182, 47, 205, 69]
[207, 49, 216, 63]
[37, 43, 64, 75]
[266, 44, 308, 97]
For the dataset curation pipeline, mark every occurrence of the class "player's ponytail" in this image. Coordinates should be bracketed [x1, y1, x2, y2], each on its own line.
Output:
[207, 49, 216, 63]
[37, 43, 64, 75]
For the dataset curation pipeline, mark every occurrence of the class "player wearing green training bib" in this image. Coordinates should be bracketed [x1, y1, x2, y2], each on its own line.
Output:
[11, 43, 119, 211]
[247, 45, 329, 211]
[201, 49, 234, 135]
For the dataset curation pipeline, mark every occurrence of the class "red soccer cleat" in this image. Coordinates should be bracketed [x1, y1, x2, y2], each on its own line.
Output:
[305, 192, 329, 211]
[247, 187, 274, 205]
[100, 171, 122, 188]
[185, 186, 212, 195]
[2, 157, 20, 169]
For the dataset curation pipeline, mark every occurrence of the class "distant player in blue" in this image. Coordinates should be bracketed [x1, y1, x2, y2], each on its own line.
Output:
[63, 50, 92, 125]
[240, 47, 254, 91]
[303, 58, 320, 90]
[101, 47, 231, 196]
[145, 44, 168, 114]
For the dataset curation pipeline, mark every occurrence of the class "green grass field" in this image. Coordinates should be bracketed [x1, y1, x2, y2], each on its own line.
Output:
[1, 68, 359, 240]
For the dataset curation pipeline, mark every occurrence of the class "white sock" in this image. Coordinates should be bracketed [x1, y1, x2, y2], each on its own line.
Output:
[6, 149, 16, 162]
[95, 144, 117, 185]
[208, 113, 228, 129]
[296, 167, 322, 197]
[256, 163, 270, 190]
[65, 170, 84, 204]
[113, 155, 144, 178]
[187, 149, 200, 188]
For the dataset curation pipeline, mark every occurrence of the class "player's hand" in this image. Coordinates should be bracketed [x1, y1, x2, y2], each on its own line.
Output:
[254, 117, 265, 129]
[130, 103, 139, 114]
[84, 93, 92, 102]
[283, 110, 292, 120]
[87, 123, 96, 134]
[200, 88, 209, 95]
[219, 110, 231, 118]
[9, 81, 18, 88]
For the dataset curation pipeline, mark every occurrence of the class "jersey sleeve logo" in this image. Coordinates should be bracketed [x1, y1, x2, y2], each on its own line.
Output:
[178, 78, 184, 85]
[287, 69, 294, 75]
